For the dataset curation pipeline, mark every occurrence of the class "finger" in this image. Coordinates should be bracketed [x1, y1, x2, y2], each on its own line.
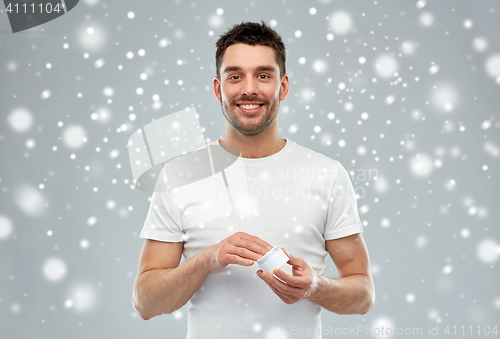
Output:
[257, 271, 290, 294]
[267, 282, 293, 304]
[258, 272, 294, 303]
[234, 232, 273, 253]
[231, 237, 272, 257]
[226, 254, 254, 266]
[281, 248, 302, 268]
[257, 271, 306, 303]
[227, 245, 262, 262]
[275, 294, 293, 304]
[282, 250, 302, 266]
[259, 270, 301, 297]
[272, 268, 308, 288]
[265, 281, 292, 303]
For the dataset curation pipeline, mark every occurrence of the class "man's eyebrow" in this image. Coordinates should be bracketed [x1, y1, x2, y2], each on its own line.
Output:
[223, 66, 277, 74]
[223, 66, 242, 73]
[255, 66, 276, 73]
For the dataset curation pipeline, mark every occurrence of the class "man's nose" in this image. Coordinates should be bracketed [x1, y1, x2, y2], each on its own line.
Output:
[242, 77, 258, 96]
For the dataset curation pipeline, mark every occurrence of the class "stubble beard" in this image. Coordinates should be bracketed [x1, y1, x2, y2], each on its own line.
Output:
[221, 88, 281, 137]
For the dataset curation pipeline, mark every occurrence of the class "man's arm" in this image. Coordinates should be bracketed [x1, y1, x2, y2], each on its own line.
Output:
[133, 232, 273, 320]
[308, 233, 375, 314]
[257, 233, 375, 315]
[132, 239, 209, 320]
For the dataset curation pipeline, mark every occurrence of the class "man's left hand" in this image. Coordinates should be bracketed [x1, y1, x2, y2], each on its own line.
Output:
[256, 248, 320, 305]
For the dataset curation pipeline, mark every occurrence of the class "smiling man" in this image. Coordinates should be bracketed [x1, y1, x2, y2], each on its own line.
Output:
[133, 21, 375, 339]
[215, 35, 289, 159]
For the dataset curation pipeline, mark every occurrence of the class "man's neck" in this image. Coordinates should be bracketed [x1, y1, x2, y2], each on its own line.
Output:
[219, 130, 286, 159]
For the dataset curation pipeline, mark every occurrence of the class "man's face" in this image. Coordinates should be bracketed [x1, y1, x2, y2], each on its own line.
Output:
[213, 43, 289, 136]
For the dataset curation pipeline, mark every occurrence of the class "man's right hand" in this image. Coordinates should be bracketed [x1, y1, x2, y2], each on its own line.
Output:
[201, 232, 273, 271]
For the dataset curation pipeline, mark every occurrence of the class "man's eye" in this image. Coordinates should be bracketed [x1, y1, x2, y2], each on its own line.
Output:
[229, 76, 240, 80]
[259, 75, 270, 79]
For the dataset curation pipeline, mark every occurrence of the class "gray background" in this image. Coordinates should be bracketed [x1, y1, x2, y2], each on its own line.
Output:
[1, 0, 499, 338]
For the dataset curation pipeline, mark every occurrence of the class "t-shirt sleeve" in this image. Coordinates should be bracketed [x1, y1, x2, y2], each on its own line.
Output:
[323, 161, 364, 240]
[139, 187, 185, 243]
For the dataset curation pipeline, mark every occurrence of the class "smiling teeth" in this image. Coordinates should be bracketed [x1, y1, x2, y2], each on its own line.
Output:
[240, 104, 260, 109]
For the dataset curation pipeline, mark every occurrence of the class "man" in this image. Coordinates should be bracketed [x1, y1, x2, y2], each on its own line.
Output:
[133, 21, 375, 338]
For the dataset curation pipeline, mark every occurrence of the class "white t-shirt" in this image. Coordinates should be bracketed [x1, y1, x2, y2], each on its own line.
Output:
[140, 138, 363, 339]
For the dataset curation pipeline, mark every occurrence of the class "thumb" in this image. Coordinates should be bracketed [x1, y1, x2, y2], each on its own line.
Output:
[281, 248, 298, 264]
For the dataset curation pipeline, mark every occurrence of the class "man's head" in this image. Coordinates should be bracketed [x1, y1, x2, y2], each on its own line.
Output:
[215, 20, 286, 80]
[213, 21, 289, 137]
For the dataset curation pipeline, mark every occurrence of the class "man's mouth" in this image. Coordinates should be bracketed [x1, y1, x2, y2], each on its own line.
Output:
[236, 103, 265, 114]
[237, 104, 264, 109]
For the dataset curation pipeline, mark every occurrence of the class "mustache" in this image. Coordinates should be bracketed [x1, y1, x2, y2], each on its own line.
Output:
[232, 97, 268, 104]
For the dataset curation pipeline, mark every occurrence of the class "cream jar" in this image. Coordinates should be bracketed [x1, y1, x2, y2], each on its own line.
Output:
[257, 246, 289, 274]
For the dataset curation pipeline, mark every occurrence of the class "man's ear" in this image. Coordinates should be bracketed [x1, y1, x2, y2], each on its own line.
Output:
[213, 76, 222, 103]
[279, 73, 290, 101]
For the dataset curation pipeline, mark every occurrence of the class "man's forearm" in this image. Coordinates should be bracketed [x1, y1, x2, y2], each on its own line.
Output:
[307, 274, 375, 315]
[133, 253, 210, 320]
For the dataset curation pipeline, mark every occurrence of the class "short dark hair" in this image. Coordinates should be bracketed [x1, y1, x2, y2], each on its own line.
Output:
[215, 20, 286, 80]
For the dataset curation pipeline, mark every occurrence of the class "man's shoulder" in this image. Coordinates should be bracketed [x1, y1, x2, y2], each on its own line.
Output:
[289, 139, 342, 169]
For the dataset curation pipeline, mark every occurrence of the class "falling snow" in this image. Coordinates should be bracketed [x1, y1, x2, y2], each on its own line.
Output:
[1, 1, 499, 338]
